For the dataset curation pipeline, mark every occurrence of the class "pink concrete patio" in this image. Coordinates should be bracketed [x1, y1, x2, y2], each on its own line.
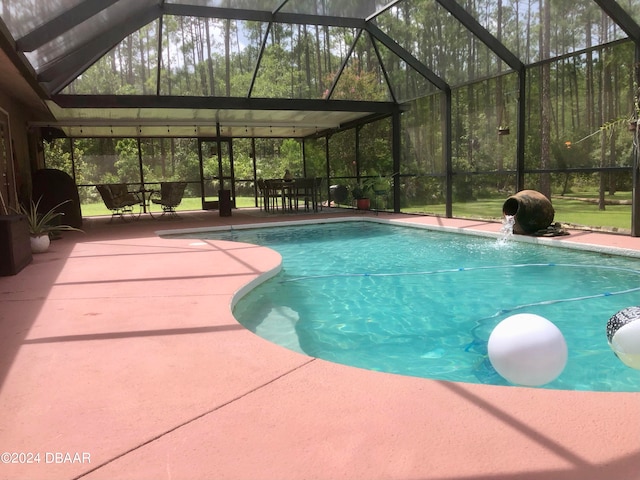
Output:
[1, 209, 639, 480]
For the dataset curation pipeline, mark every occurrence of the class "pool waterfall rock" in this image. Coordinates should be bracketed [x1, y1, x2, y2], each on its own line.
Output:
[502, 190, 555, 235]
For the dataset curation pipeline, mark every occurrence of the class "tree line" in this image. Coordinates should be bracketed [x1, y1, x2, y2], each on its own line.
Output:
[37, 1, 640, 211]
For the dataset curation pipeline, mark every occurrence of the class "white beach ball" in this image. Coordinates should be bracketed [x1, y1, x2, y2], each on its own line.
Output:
[488, 313, 568, 386]
[607, 307, 640, 370]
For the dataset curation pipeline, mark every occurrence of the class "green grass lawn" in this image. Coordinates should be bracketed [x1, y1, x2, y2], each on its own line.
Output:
[81, 195, 258, 217]
[82, 192, 632, 231]
[403, 194, 632, 231]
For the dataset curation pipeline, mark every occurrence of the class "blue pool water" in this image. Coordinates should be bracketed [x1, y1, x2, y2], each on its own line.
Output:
[172, 220, 640, 391]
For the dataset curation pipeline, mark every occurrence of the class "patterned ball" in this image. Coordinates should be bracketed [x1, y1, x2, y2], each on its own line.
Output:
[607, 307, 640, 370]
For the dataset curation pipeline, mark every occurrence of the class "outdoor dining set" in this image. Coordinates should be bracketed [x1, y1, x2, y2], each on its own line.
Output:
[96, 177, 322, 221]
[257, 177, 323, 213]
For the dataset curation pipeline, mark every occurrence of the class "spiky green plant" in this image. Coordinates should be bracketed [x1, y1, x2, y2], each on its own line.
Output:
[13, 197, 83, 237]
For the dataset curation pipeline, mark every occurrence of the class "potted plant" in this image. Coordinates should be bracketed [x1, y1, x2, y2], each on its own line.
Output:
[13, 197, 83, 253]
[351, 183, 371, 210]
[0, 188, 33, 275]
[371, 174, 393, 195]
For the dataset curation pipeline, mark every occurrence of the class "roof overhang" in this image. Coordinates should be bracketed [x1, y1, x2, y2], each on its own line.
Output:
[35, 95, 398, 138]
[0, 42, 52, 118]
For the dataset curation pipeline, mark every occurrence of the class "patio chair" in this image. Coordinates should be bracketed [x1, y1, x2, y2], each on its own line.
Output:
[151, 182, 188, 218]
[257, 179, 268, 211]
[96, 184, 141, 221]
[292, 177, 317, 212]
[263, 179, 282, 212]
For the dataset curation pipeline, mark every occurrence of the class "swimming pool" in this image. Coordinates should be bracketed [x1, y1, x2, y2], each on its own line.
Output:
[170, 219, 640, 391]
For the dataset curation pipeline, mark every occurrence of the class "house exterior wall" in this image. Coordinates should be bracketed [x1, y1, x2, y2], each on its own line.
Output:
[0, 87, 45, 206]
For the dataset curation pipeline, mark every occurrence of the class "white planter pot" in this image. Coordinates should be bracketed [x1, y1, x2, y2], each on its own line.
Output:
[30, 234, 50, 254]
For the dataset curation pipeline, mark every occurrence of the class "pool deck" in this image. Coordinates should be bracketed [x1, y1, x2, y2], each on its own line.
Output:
[1, 208, 639, 480]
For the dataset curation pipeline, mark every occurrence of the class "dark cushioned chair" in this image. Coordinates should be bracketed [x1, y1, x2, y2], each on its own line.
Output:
[151, 182, 188, 218]
[96, 184, 141, 221]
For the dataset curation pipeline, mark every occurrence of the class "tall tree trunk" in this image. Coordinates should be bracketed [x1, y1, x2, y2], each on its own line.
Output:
[602, 15, 616, 198]
[145, 28, 152, 86]
[586, 23, 594, 133]
[315, 25, 323, 93]
[180, 18, 189, 92]
[598, 46, 607, 210]
[160, 138, 166, 178]
[195, 20, 207, 95]
[119, 44, 126, 87]
[539, 0, 552, 198]
[235, 25, 244, 74]
[225, 19, 231, 96]
[205, 19, 215, 96]
[571, 57, 580, 131]
[165, 23, 172, 94]
[138, 31, 147, 94]
[303, 24, 312, 94]
[496, 0, 504, 178]
[324, 25, 331, 75]
[126, 36, 134, 85]
[108, 50, 117, 96]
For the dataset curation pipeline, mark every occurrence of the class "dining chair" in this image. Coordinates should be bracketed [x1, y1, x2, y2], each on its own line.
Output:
[263, 180, 281, 212]
[257, 179, 268, 211]
[292, 178, 316, 212]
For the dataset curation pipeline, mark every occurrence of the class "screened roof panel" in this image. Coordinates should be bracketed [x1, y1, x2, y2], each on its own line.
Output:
[167, 0, 394, 17]
[22, 0, 157, 72]
[167, 0, 283, 12]
[252, 24, 361, 99]
[376, 0, 511, 86]
[374, 36, 439, 103]
[157, 17, 266, 97]
[5, 1, 640, 89]
[622, 2, 640, 29]
[330, 30, 392, 101]
[464, 0, 633, 64]
[277, 0, 390, 17]
[0, 0, 87, 39]
[62, 20, 160, 95]
[2, 0, 640, 138]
